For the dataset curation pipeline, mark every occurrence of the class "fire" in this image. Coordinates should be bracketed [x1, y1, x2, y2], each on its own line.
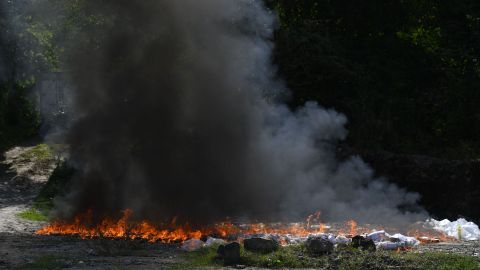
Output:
[37, 209, 332, 243]
[407, 229, 453, 244]
[37, 209, 205, 243]
[347, 220, 358, 236]
[37, 209, 455, 246]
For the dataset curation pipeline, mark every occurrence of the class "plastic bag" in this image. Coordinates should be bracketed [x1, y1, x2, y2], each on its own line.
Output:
[428, 218, 480, 241]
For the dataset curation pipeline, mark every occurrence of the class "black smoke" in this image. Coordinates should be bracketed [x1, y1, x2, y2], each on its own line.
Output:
[56, 0, 426, 226]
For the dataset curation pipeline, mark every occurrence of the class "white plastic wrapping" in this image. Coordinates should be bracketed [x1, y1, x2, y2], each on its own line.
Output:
[376, 241, 401, 250]
[428, 218, 480, 241]
[387, 233, 419, 247]
[366, 230, 387, 242]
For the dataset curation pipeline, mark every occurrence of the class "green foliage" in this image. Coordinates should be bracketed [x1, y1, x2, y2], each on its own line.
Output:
[398, 252, 480, 270]
[19, 144, 54, 163]
[241, 244, 328, 268]
[16, 208, 49, 222]
[25, 22, 61, 71]
[270, 0, 480, 158]
[3, 0, 480, 159]
[338, 251, 480, 270]
[175, 246, 222, 269]
[0, 81, 40, 150]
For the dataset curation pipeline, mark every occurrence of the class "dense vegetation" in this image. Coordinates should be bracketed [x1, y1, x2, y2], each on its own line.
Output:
[2, 0, 480, 159]
[0, 2, 51, 150]
[268, 0, 480, 159]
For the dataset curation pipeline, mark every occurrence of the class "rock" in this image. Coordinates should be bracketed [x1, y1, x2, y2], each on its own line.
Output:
[351, 235, 376, 251]
[335, 235, 351, 244]
[217, 242, 241, 265]
[306, 236, 334, 254]
[205, 237, 226, 247]
[86, 248, 98, 256]
[243, 238, 279, 253]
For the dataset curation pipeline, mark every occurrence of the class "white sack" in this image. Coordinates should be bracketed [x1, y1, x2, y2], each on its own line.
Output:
[376, 241, 401, 250]
[367, 230, 387, 243]
[387, 233, 419, 247]
[428, 218, 480, 241]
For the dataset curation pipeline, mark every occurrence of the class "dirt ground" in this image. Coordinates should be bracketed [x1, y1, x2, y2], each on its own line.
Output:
[0, 146, 478, 270]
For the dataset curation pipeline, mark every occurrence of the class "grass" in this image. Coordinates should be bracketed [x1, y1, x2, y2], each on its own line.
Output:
[19, 143, 54, 163]
[178, 244, 480, 270]
[16, 208, 49, 222]
[394, 252, 480, 270]
[174, 244, 222, 269]
[176, 244, 327, 269]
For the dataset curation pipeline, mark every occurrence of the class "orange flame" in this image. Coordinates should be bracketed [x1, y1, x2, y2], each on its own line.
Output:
[37, 209, 331, 243]
[36, 209, 456, 246]
[347, 220, 357, 236]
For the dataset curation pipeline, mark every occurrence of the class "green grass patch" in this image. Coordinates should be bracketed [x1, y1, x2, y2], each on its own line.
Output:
[241, 244, 328, 268]
[392, 252, 480, 270]
[20, 144, 54, 163]
[16, 208, 49, 222]
[174, 245, 222, 269]
[178, 244, 480, 270]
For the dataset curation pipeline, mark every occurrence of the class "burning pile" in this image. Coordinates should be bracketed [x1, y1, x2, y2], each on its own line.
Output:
[36, 209, 474, 252]
[32, 2, 479, 257]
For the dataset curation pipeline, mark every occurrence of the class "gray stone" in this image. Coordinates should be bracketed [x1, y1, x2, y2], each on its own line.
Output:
[306, 236, 334, 254]
[217, 242, 241, 265]
[243, 238, 279, 253]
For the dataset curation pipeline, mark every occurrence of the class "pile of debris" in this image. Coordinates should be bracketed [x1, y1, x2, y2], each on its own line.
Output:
[181, 218, 480, 259]
[181, 230, 423, 253]
[428, 218, 480, 241]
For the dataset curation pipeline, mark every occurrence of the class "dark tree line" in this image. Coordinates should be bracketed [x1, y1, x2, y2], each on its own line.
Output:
[269, 0, 480, 159]
[0, 3, 39, 150]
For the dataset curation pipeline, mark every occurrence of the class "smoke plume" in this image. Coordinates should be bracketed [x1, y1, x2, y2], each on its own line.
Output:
[58, 0, 426, 226]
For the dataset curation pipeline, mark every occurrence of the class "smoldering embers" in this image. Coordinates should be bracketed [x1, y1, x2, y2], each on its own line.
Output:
[56, 0, 426, 226]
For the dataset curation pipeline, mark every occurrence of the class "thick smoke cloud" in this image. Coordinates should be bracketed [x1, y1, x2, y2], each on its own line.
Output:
[58, 0, 426, 226]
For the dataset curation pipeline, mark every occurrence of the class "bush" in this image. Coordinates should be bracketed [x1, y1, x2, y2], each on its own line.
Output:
[0, 80, 40, 150]
[269, 0, 480, 159]
[34, 161, 75, 214]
